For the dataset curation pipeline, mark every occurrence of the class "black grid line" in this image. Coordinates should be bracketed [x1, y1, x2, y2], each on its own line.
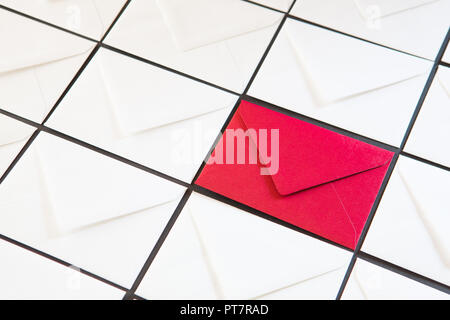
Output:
[0, 3, 97, 43]
[358, 252, 450, 295]
[242, 95, 399, 151]
[0, 0, 448, 300]
[0, 0, 437, 95]
[0, 97, 391, 268]
[400, 152, 450, 172]
[42, 0, 132, 124]
[0, 0, 135, 299]
[122, 189, 193, 300]
[286, 14, 434, 62]
[335, 28, 450, 300]
[100, 43, 240, 96]
[121, 0, 298, 300]
[0, 233, 129, 294]
[242, 0, 286, 14]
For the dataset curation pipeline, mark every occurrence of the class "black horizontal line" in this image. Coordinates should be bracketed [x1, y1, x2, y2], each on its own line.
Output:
[287, 15, 433, 62]
[358, 251, 450, 295]
[0, 4, 97, 43]
[0, 233, 129, 293]
[401, 152, 450, 172]
[101, 43, 240, 96]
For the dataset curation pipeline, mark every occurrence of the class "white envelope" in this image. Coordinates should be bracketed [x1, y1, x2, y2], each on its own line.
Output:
[0, 8, 95, 123]
[248, 19, 432, 146]
[251, 0, 294, 11]
[45, 48, 237, 183]
[0, 0, 126, 39]
[405, 66, 450, 167]
[104, 0, 283, 93]
[342, 259, 449, 300]
[0, 130, 186, 288]
[137, 193, 352, 300]
[0, 114, 35, 177]
[0, 239, 124, 300]
[363, 156, 450, 286]
[290, 0, 450, 60]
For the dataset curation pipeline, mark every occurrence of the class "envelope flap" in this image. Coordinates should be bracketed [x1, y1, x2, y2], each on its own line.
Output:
[355, 0, 438, 19]
[0, 10, 93, 73]
[34, 133, 185, 233]
[238, 101, 392, 196]
[156, 0, 281, 51]
[284, 20, 430, 104]
[0, 115, 36, 146]
[98, 49, 237, 135]
[398, 158, 450, 266]
[188, 194, 350, 299]
[437, 67, 450, 97]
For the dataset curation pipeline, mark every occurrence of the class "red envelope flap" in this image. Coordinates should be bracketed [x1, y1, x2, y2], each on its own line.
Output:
[237, 101, 393, 196]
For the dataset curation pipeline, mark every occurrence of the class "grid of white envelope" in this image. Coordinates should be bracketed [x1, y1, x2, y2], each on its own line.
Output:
[0, 0, 449, 300]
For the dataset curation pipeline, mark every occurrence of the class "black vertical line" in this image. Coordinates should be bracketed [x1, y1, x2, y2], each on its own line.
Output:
[0, 130, 40, 185]
[400, 32, 450, 150]
[336, 28, 450, 300]
[42, 0, 131, 125]
[122, 1, 297, 300]
[40, 44, 101, 124]
[99, 0, 131, 42]
[1, 0, 446, 299]
[0, 0, 134, 298]
[242, 10, 292, 95]
[122, 189, 193, 300]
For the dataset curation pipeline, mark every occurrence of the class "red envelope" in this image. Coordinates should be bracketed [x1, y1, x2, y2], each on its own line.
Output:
[196, 101, 394, 249]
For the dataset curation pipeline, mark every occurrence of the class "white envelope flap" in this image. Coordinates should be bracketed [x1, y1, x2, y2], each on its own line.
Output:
[188, 196, 350, 299]
[98, 49, 237, 135]
[0, 0, 106, 38]
[33, 132, 185, 233]
[254, 0, 293, 11]
[0, 114, 36, 146]
[354, 261, 387, 299]
[155, 0, 281, 51]
[352, 259, 450, 300]
[355, 0, 439, 19]
[398, 160, 450, 267]
[0, 9, 94, 73]
[437, 66, 450, 97]
[284, 20, 430, 104]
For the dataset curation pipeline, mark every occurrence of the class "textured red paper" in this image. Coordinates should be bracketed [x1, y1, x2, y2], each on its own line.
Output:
[196, 101, 394, 249]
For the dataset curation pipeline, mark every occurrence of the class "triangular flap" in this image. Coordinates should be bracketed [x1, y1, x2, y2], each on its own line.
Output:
[238, 101, 393, 196]
[156, 0, 282, 51]
[397, 158, 450, 267]
[0, 10, 94, 73]
[355, 0, 438, 19]
[97, 49, 237, 135]
[34, 132, 185, 233]
[283, 20, 429, 104]
[436, 66, 450, 97]
[253, 0, 293, 11]
[139, 207, 220, 299]
[0, 115, 36, 146]
[188, 193, 350, 299]
[0, 0, 106, 39]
